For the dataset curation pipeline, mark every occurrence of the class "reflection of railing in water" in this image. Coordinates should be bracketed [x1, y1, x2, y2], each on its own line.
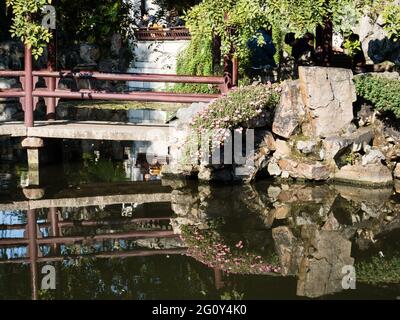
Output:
[0, 206, 185, 300]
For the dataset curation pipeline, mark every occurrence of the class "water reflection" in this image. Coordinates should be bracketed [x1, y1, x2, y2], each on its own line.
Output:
[0, 165, 399, 299]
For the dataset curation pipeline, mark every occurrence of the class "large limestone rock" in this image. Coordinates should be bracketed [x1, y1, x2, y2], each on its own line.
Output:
[334, 163, 393, 186]
[272, 80, 305, 138]
[299, 67, 357, 138]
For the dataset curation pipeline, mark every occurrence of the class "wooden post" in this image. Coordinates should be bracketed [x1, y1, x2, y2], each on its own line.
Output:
[232, 57, 238, 87]
[24, 46, 34, 127]
[27, 209, 38, 300]
[46, 27, 57, 121]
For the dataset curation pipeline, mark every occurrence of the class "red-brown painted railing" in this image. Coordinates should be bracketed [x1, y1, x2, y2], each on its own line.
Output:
[0, 47, 234, 128]
[0, 208, 184, 299]
[134, 27, 191, 41]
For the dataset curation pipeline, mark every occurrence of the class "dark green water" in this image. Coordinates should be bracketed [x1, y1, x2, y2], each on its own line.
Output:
[0, 159, 399, 300]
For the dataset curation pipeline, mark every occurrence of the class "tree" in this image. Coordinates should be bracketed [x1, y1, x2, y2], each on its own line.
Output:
[5, 0, 53, 59]
[180, 0, 400, 73]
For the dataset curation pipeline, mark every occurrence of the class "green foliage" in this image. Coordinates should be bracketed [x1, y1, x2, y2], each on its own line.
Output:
[362, 0, 400, 40]
[356, 254, 400, 284]
[382, 3, 400, 41]
[65, 153, 127, 184]
[343, 37, 362, 57]
[354, 74, 400, 118]
[57, 0, 134, 47]
[5, 0, 53, 59]
[184, 0, 269, 60]
[174, 35, 216, 93]
[180, 0, 399, 76]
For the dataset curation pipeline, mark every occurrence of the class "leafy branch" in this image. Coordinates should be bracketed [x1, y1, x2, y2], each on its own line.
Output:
[6, 0, 53, 59]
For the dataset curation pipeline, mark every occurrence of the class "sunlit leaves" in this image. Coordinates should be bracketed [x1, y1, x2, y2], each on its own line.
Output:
[6, 0, 53, 59]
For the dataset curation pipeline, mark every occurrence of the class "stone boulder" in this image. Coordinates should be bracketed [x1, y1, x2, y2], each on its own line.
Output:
[395, 180, 400, 194]
[322, 127, 374, 160]
[296, 139, 318, 154]
[272, 80, 305, 138]
[299, 67, 357, 138]
[361, 147, 386, 165]
[333, 163, 393, 186]
[278, 158, 331, 181]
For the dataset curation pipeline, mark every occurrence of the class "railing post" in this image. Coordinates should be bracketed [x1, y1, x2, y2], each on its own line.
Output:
[24, 45, 34, 127]
[27, 209, 38, 300]
[232, 57, 238, 87]
[45, 76, 57, 121]
[46, 30, 57, 121]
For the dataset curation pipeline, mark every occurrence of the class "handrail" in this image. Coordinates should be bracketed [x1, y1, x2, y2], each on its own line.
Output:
[134, 27, 191, 41]
[0, 70, 225, 84]
[0, 46, 235, 127]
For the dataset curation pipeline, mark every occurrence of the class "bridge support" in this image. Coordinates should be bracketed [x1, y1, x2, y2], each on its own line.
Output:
[22, 137, 44, 186]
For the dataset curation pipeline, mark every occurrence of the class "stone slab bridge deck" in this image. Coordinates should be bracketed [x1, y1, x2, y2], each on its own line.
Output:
[0, 192, 173, 211]
[0, 120, 173, 142]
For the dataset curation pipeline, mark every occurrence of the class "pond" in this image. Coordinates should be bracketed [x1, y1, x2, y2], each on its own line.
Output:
[0, 153, 399, 300]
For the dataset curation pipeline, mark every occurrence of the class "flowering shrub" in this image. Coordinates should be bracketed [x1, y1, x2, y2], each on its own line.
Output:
[181, 225, 281, 275]
[192, 83, 280, 132]
[183, 84, 281, 162]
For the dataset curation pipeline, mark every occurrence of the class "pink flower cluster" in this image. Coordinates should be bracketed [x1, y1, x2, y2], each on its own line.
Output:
[182, 226, 281, 275]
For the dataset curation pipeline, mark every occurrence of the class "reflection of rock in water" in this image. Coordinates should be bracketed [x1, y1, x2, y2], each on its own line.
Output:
[273, 225, 354, 299]
[167, 179, 400, 298]
[296, 227, 354, 298]
[169, 183, 276, 234]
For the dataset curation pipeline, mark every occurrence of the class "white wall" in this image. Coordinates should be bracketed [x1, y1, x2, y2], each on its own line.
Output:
[128, 40, 189, 90]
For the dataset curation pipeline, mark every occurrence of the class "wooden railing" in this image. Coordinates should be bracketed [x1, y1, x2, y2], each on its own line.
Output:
[0, 208, 185, 299]
[0, 47, 235, 127]
[134, 27, 191, 41]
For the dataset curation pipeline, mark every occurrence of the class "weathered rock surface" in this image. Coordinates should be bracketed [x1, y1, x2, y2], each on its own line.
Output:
[272, 226, 304, 276]
[272, 80, 305, 138]
[274, 139, 291, 159]
[394, 163, 400, 179]
[278, 158, 331, 181]
[299, 67, 357, 138]
[334, 163, 393, 186]
[323, 127, 374, 160]
[296, 139, 318, 154]
[354, 6, 400, 65]
[297, 228, 354, 298]
[175, 103, 208, 126]
[395, 180, 400, 193]
[267, 161, 282, 176]
[361, 147, 385, 165]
